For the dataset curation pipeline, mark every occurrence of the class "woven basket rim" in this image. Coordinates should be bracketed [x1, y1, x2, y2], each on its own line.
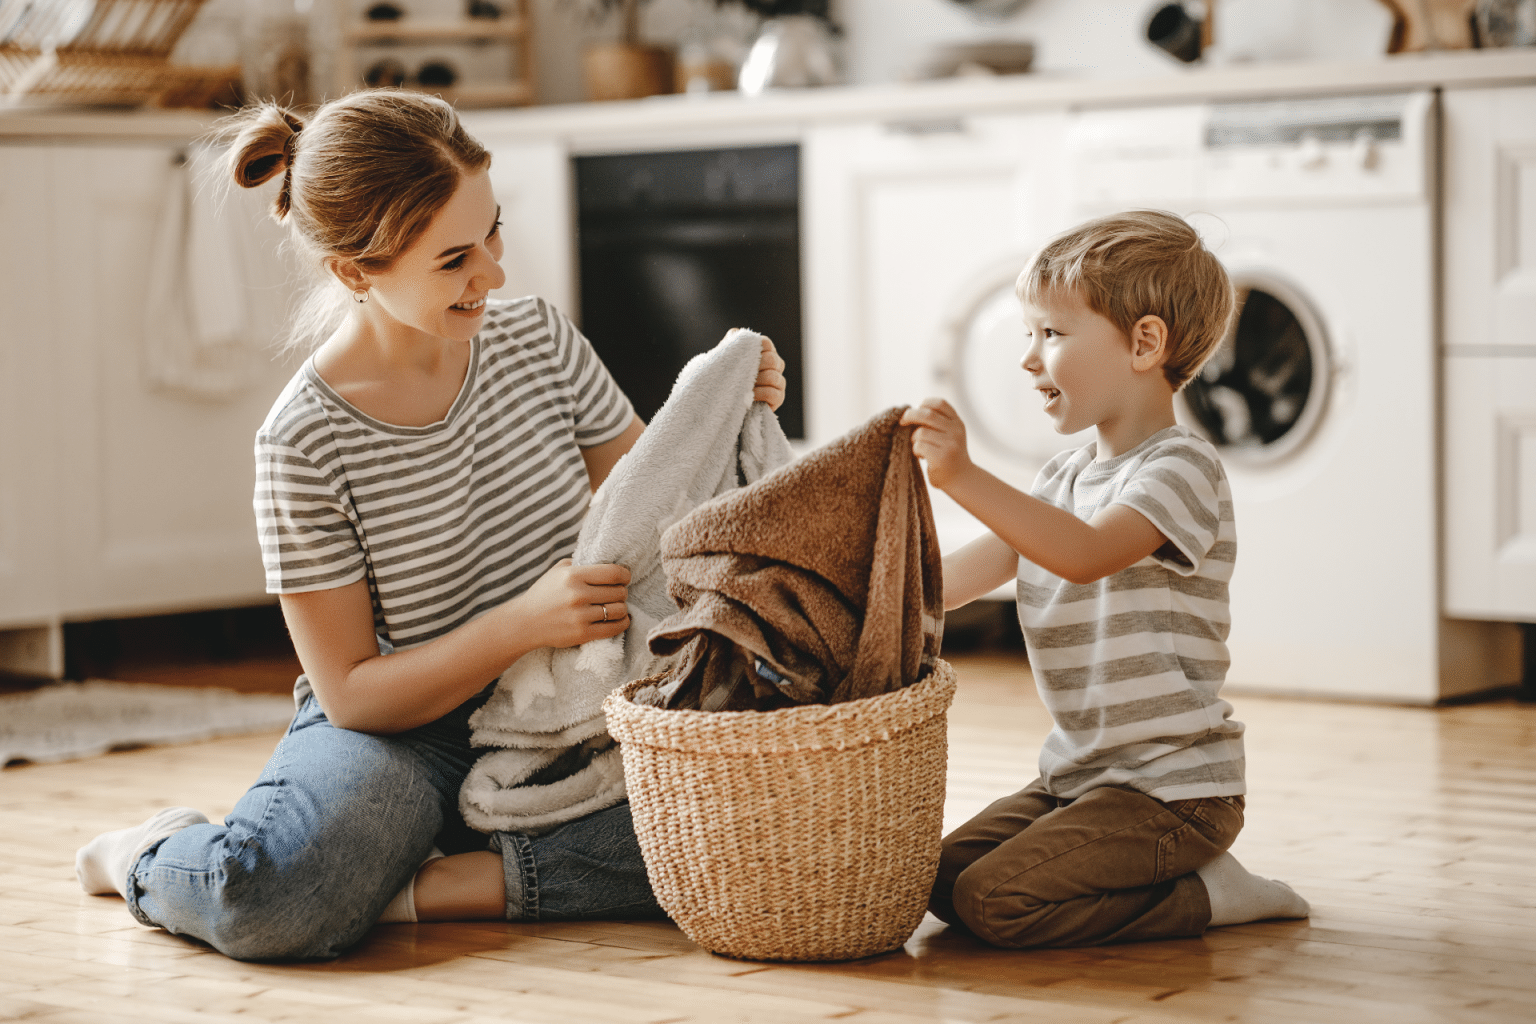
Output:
[604, 657, 956, 755]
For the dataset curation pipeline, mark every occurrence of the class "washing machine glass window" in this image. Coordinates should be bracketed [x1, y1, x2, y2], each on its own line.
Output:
[947, 275, 1093, 465]
[1180, 272, 1331, 465]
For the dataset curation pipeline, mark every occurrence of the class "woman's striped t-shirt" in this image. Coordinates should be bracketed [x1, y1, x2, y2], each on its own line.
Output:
[253, 296, 634, 677]
[1016, 425, 1246, 802]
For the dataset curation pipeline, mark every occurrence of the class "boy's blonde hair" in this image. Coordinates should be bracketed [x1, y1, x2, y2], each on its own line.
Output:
[1015, 210, 1235, 390]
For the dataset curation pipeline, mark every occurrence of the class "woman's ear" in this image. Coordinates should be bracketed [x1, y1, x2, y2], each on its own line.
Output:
[1129, 315, 1170, 373]
[326, 258, 368, 294]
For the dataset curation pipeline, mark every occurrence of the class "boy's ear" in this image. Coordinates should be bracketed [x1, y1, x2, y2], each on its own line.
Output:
[1129, 315, 1170, 373]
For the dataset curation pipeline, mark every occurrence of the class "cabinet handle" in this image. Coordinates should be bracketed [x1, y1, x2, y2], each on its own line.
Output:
[882, 117, 968, 136]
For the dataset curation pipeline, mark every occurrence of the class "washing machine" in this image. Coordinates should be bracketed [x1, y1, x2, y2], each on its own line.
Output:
[937, 89, 1505, 702]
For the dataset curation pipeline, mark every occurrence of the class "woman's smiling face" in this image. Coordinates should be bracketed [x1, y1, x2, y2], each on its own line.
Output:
[359, 167, 507, 343]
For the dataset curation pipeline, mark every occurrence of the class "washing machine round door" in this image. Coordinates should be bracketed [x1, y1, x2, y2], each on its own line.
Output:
[1181, 273, 1331, 464]
[944, 273, 1092, 467]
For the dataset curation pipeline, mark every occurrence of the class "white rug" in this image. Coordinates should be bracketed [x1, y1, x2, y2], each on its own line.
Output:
[0, 680, 296, 768]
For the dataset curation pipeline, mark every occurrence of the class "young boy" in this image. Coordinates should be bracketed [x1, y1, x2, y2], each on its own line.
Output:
[901, 210, 1309, 948]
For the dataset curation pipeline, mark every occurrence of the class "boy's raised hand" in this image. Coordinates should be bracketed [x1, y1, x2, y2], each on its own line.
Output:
[901, 398, 974, 490]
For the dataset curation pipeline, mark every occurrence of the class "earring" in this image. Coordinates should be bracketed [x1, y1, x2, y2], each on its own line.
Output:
[353, 288, 369, 304]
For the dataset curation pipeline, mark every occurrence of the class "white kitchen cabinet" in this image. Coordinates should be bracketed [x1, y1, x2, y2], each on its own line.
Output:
[471, 130, 576, 315]
[1443, 86, 1536, 622]
[0, 147, 63, 672]
[0, 142, 300, 674]
[1443, 86, 1536, 356]
[1444, 357, 1536, 620]
[801, 112, 1071, 453]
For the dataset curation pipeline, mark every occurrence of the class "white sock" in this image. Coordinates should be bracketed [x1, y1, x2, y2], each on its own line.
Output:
[75, 807, 209, 898]
[1197, 851, 1311, 927]
[376, 847, 446, 924]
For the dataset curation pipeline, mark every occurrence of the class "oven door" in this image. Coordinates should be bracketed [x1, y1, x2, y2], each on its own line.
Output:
[575, 145, 805, 440]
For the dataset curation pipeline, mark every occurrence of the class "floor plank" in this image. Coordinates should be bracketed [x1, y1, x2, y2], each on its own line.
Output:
[1, 650, 1533, 1023]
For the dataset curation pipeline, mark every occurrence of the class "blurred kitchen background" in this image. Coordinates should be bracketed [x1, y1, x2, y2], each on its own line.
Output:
[1, 0, 1534, 705]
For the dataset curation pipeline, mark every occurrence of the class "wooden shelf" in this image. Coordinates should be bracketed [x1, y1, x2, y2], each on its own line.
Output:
[404, 81, 533, 108]
[332, 0, 535, 108]
[345, 17, 527, 44]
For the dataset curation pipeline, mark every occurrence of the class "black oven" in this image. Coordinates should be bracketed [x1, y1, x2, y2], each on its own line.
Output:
[574, 144, 805, 439]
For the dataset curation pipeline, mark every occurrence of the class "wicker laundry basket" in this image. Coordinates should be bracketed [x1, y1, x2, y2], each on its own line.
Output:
[603, 659, 957, 962]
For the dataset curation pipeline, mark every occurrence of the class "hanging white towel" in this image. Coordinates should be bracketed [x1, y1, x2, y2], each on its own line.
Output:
[141, 143, 256, 400]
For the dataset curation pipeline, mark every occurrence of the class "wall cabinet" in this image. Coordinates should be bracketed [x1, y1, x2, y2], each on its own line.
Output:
[800, 112, 1071, 569]
[1443, 86, 1536, 622]
[0, 142, 301, 675]
[801, 112, 1070, 457]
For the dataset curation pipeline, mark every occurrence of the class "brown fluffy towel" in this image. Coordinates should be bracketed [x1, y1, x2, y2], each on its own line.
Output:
[642, 407, 944, 711]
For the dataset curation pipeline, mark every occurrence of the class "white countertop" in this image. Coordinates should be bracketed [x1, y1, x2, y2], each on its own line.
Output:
[3, 47, 1534, 145]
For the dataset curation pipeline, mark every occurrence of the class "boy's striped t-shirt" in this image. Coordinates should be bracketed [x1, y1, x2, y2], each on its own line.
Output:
[253, 296, 634, 679]
[1016, 425, 1245, 802]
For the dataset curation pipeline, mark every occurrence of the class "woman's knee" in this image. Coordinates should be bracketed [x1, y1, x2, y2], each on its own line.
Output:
[160, 838, 388, 961]
[202, 897, 370, 961]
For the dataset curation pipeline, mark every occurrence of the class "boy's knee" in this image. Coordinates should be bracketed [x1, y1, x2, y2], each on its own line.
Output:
[948, 860, 1052, 949]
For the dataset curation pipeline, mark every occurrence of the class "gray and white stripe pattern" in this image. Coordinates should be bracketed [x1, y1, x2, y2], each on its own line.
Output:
[1016, 426, 1245, 802]
[254, 297, 634, 656]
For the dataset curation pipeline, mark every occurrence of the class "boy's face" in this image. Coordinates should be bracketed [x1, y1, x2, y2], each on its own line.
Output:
[1019, 288, 1138, 438]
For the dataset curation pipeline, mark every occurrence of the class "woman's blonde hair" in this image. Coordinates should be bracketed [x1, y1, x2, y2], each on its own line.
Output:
[1016, 210, 1234, 390]
[214, 89, 491, 352]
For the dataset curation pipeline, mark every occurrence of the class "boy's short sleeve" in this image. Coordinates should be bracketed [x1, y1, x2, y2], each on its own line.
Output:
[539, 300, 635, 448]
[253, 432, 368, 594]
[1111, 439, 1228, 577]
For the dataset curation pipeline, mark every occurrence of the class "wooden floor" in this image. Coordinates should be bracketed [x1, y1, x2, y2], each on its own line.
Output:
[2, 651, 1534, 1024]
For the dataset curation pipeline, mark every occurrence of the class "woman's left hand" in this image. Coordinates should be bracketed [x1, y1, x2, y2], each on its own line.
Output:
[754, 335, 787, 411]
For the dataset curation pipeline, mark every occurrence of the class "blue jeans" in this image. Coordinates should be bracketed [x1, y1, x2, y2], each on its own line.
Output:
[125, 689, 662, 961]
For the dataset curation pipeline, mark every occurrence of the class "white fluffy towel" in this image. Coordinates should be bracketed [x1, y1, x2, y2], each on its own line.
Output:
[459, 328, 795, 833]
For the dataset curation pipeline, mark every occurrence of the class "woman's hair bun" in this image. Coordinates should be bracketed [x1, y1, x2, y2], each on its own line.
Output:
[228, 104, 306, 191]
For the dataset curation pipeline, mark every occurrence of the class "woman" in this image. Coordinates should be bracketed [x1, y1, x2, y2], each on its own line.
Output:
[74, 89, 786, 960]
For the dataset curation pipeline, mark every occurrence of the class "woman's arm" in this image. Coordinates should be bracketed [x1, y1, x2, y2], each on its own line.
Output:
[281, 558, 631, 734]
[580, 415, 645, 493]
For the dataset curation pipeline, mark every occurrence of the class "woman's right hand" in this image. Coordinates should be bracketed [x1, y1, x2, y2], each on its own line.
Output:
[511, 558, 631, 649]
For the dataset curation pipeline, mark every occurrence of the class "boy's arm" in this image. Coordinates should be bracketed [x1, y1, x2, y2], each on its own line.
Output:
[942, 467, 1166, 585]
[903, 399, 1167, 586]
[941, 532, 1019, 611]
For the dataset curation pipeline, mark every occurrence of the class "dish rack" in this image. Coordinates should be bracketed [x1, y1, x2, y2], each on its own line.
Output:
[0, 0, 234, 107]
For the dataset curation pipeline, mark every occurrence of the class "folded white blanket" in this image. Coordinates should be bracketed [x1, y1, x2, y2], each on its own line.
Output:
[459, 328, 795, 833]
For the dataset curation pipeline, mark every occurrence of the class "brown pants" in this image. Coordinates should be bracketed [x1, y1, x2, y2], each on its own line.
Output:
[930, 779, 1244, 948]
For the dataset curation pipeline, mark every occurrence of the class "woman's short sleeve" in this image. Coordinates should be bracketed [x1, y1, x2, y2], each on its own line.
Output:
[253, 432, 368, 594]
[540, 300, 636, 447]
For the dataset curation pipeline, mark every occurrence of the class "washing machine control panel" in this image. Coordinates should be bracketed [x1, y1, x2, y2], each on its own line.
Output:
[1068, 91, 1433, 210]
